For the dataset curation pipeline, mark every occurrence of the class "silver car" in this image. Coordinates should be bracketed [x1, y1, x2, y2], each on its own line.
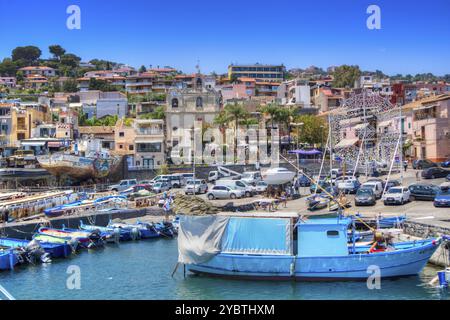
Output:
[207, 186, 244, 200]
[184, 179, 208, 195]
[152, 181, 171, 194]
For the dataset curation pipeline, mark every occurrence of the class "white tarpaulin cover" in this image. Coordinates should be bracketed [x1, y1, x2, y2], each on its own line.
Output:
[178, 215, 230, 264]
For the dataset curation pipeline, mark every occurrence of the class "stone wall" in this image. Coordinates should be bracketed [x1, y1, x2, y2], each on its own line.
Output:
[403, 221, 450, 267]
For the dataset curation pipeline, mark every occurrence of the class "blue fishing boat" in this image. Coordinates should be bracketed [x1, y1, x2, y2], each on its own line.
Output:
[36, 227, 103, 249]
[44, 195, 127, 218]
[178, 213, 441, 280]
[148, 221, 176, 238]
[79, 221, 133, 242]
[108, 221, 160, 239]
[0, 249, 18, 271]
[0, 238, 70, 260]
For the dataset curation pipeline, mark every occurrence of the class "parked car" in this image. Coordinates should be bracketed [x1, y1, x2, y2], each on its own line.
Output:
[384, 180, 401, 191]
[421, 167, 450, 179]
[152, 181, 172, 193]
[440, 158, 450, 168]
[215, 180, 255, 197]
[360, 181, 383, 199]
[207, 186, 244, 200]
[412, 159, 438, 170]
[167, 174, 184, 188]
[366, 178, 386, 190]
[433, 188, 450, 207]
[382, 186, 410, 205]
[354, 188, 376, 206]
[255, 181, 268, 193]
[184, 179, 208, 195]
[408, 184, 441, 201]
[447, 174, 450, 181]
[108, 179, 137, 192]
[337, 177, 361, 194]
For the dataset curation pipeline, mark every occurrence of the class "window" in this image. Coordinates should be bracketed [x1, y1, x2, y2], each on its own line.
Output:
[129, 145, 134, 151]
[171, 98, 179, 108]
[137, 142, 161, 153]
[196, 97, 203, 108]
[327, 230, 339, 237]
[119, 144, 123, 149]
[196, 78, 202, 87]
[119, 132, 124, 137]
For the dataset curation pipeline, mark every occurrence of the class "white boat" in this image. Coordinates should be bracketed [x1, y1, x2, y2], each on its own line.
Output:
[262, 167, 296, 185]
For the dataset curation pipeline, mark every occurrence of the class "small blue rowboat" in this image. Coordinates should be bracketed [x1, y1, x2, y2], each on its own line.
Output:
[79, 221, 133, 242]
[0, 249, 19, 271]
[152, 221, 176, 238]
[108, 221, 160, 239]
[36, 227, 103, 249]
[0, 237, 71, 259]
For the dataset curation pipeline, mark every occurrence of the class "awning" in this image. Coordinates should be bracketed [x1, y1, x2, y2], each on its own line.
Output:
[335, 138, 359, 148]
[21, 141, 46, 147]
[47, 141, 63, 148]
[354, 123, 369, 130]
[288, 149, 322, 155]
[377, 120, 392, 127]
[414, 104, 436, 111]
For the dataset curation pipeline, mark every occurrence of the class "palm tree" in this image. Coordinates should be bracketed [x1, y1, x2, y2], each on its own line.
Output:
[214, 102, 248, 161]
[260, 103, 279, 129]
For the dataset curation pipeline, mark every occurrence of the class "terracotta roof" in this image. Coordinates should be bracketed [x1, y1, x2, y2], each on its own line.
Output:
[19, 66, 54, 71]
[402, 94, 450, 111]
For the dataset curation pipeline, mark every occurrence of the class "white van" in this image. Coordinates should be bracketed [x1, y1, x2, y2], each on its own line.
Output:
[241, 171, 262, 185]
[215, 179, 255, 197]
[360, 181, 383, 199]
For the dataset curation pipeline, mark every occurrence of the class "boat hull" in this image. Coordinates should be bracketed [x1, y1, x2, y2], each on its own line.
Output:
[187, 239, 439, 280]
[0, 250, 18, 271]
[37, 154, 121, 181]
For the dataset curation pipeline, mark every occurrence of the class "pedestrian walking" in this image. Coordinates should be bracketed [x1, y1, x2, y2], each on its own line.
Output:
[415, 170, 420, 181]
[403, 160, 408, 172]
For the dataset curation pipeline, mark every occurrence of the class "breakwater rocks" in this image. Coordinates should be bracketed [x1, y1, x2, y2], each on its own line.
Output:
[404, 221, 450, 267]
[173, 194, 220, 215]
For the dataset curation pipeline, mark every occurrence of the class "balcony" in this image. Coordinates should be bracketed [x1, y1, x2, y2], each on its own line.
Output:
[137, 128, 164, 135]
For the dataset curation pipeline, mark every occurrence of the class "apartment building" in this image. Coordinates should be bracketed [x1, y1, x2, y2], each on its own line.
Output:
[0, 102, 50, 150]
[18, 66, 56, 77]
[404, 94, 450, 162]
[228, 64, 285, 82]
[114, 119, 165, 169]
[0, 77, 16, 88]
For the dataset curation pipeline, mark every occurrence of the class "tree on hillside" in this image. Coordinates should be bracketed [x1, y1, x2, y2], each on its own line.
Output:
[60, 53, 81, 69]
[11, 46, 41, 65]
[0, 58, 17, 76]
[49, 45, 66, 61]
[139, 65, 147, 73]
[332, 65, 361, 88]
[62, 79, 79, 92]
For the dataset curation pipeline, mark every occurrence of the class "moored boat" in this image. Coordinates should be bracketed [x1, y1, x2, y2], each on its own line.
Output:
[108, 221, 160, 239]
[0, 249, 18, 271]
[79, 221, 133, 242]
[178, 213, 441, 280]
[0, 238, 54, 262]
[44, 195, 127, 218]
[37, 227, 103, 249]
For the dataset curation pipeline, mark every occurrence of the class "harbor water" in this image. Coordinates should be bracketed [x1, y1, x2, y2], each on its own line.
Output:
[0, 239, 448, 300]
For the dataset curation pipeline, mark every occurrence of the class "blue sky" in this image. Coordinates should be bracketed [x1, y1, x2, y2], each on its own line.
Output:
[0, 0, 449, 75]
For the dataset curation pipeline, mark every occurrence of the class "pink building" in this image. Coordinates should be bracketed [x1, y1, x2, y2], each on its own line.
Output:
[403, 94, 450, 162]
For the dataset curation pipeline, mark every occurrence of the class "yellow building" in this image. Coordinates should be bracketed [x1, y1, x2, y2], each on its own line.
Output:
[0, 103, 50, 149]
